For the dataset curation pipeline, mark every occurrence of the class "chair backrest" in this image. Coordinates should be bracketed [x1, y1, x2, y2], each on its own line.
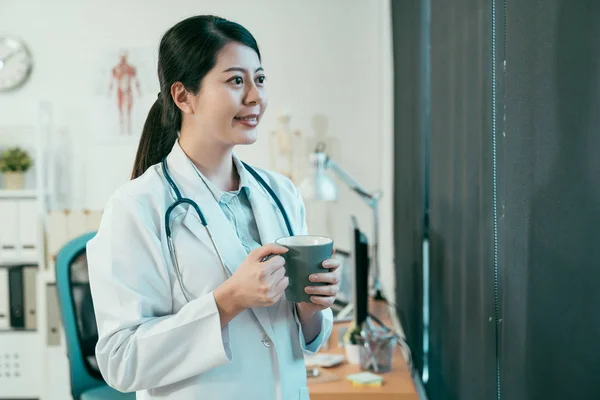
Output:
[55, 231, 104, 400]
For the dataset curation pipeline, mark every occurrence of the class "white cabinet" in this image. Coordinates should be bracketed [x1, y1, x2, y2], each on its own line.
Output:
[0, 331, 43, 398]
[0, 123, 46, 399]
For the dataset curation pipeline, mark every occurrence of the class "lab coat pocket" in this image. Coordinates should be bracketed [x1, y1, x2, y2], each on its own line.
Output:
[299, 386, 310, 400]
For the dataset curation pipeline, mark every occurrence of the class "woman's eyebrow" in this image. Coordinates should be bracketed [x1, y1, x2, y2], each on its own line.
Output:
[222, 66, 264, 73]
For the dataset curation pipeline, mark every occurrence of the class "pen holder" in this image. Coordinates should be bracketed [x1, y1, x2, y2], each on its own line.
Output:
[356, 330, 396, 373]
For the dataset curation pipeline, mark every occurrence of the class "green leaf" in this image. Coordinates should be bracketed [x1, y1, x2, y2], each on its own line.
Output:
[0, 147, 33, 173]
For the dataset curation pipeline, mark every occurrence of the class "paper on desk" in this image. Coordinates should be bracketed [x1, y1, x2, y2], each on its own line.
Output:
[304, 353, 345, 368]
[346, 371, 384, 384]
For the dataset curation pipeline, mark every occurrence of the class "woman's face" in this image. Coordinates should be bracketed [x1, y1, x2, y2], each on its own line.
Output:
[187, 42, 268, 147]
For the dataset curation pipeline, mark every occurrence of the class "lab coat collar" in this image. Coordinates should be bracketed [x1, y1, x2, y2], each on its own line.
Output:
[165, 140, 285, 339]
[232, 153, 253, 195]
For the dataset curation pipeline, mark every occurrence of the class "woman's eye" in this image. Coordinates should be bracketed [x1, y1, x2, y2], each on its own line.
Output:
[256, 75, 266, 84]
[229, 76, 243, 85]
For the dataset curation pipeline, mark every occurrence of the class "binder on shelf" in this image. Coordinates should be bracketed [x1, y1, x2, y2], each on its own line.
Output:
[46, 283, 61, 346]
[47, 210, 69, 268]
[0, 199, 20, 260]
[17, 199, 39, 261]
[8, 265, 25, 328]
[85, 209, 103, 232]
[0, 267, 9, 329]
[67, 209, 87, 239]
[23, 265, 37, 329]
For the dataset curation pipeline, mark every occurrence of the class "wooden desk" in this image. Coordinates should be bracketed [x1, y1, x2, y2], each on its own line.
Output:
[308, 301, 419, 400]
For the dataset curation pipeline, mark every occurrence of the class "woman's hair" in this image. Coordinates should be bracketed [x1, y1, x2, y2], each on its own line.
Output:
[130, 15, 261, 179]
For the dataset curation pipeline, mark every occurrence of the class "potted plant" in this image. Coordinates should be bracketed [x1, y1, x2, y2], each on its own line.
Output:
[0, 147, 33, 190]
[343, 323, 363, 364]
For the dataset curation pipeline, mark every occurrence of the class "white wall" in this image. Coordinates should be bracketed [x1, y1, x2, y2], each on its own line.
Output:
[0, 0, 395, 300]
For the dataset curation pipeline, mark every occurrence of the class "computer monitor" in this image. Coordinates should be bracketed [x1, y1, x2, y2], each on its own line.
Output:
[351, 215, 370, 327]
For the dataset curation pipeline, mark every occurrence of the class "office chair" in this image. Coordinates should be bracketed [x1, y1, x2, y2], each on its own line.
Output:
[55, 232, 134, 400]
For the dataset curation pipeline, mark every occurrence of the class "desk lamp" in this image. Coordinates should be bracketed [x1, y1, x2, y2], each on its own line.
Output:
[299, 142, 384, 300]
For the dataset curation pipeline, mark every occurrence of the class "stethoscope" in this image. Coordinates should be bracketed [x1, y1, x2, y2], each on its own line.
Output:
[161, 157, 295, 302]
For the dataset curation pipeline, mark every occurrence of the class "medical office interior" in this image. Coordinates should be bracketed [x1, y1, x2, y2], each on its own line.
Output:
[0, 0, 599, 399]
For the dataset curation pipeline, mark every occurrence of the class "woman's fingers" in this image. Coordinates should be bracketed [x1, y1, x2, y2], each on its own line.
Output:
[321, 258, 341, 271]
[309, 271, 339, 284]
[305, 283, 339, 296]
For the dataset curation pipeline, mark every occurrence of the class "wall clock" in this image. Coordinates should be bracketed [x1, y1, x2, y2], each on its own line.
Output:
[0, 36, 33, 92]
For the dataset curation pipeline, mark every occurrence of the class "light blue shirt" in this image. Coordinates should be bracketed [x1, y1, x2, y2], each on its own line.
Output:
[189, 154, 262, 255]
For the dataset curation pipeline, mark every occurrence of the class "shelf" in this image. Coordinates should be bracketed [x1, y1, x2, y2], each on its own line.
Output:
[0, 189, 38, 199]
[0, 261, 39, 268]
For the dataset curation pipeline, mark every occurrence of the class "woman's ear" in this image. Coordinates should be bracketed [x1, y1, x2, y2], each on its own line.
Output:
[171, 82, 195, 114]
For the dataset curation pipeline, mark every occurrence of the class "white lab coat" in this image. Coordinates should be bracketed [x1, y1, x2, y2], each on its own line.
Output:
[86, 141, 333, 400]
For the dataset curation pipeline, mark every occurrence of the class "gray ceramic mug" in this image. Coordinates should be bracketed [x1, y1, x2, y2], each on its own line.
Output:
[274, 235, 334, 303]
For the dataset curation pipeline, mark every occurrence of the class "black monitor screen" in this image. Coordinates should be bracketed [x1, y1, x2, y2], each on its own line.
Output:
[351, 216, 369, 327]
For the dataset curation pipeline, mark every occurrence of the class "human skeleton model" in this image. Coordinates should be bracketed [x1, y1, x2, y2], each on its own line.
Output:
[270, 110, 302, 182]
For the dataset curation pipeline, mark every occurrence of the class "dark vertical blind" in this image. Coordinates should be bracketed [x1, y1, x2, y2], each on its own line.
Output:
[427, 0, 498, 399]
[501, 1, 600, 399]
[391, 0, 426, 375]
[393, 1, 600, 399]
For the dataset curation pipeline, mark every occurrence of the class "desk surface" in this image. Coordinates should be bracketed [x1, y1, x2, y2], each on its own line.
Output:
[308, 301, 419, 400]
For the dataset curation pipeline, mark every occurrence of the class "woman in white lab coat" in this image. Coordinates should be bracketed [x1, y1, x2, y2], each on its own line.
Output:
[86, 15, 339, 400]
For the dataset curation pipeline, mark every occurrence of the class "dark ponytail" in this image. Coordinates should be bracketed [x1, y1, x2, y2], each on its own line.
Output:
[130, 15, 261, 179]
